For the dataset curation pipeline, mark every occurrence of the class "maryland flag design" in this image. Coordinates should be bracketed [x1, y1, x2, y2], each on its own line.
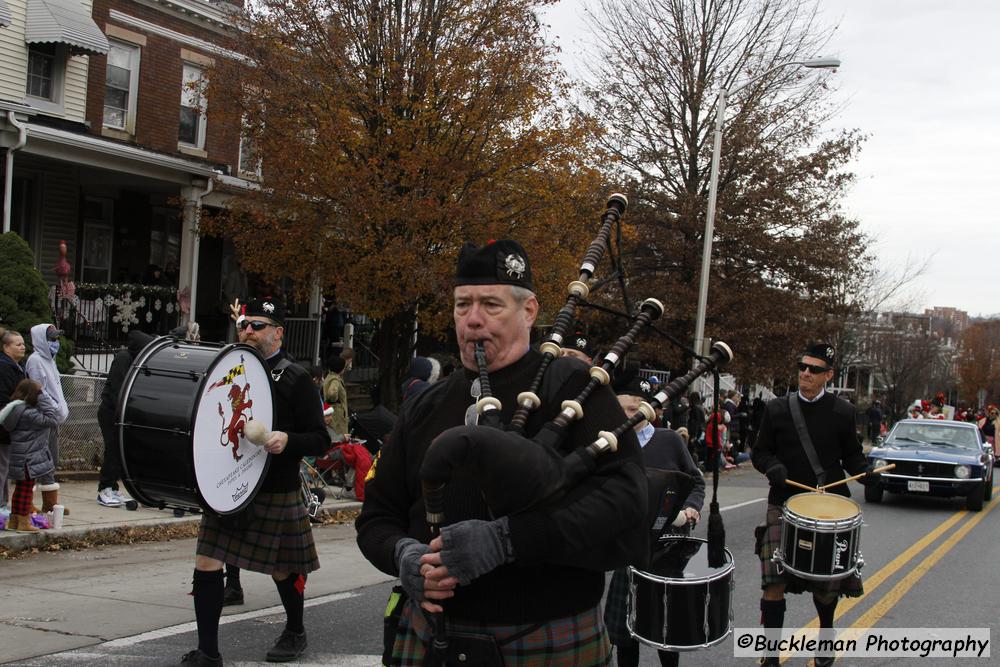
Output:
[365, 450, 380, 483]
[209, 362, 246, 391]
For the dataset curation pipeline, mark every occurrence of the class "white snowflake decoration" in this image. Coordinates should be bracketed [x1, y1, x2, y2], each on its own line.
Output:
[145, 311, 153, 323]
[111, 292, 143, 332]
[166, 302, 174, 314]
[154, 299, 162, 311]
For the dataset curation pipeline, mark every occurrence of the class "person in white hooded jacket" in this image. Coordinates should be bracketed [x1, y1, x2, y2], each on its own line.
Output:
[23, 323, 70, 514]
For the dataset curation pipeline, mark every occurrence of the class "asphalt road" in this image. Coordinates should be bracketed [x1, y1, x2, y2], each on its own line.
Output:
[2, 467, 996, 666]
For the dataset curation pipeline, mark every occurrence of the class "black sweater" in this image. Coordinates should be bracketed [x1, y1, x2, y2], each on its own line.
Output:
[751, 392, 866, 506]
[259, 351, 329, 492]
[643, 428, 705, 512]
[356, 350, 647, 623]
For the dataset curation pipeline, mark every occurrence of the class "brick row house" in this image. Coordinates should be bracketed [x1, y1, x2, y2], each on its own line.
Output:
[0, 0, 327, 363]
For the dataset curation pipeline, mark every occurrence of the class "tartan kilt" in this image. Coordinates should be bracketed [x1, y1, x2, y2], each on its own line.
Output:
[603, 568, 630, 646]
[196, 489, 320, 575]
[759, 504, 863, 598]
[391, 600, 612, 666]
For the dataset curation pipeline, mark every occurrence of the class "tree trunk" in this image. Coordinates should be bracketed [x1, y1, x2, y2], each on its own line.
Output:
[374, 308, 417, 410]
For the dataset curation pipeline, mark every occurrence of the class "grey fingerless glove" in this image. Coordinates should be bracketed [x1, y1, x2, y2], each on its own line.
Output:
[394, 537, 432, 602]
[439, 517, 514, 585]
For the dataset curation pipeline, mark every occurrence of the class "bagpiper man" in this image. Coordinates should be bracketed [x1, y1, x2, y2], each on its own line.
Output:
[356, 240, 647, 666]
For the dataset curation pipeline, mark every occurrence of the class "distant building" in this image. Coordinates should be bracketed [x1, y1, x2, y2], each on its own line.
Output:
[925, 306, 969, 341]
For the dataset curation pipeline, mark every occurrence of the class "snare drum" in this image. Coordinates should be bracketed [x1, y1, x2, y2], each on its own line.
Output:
[118, 339, 275, 515]
[773, 492, 863, 581]
[627, 536, 734, 651]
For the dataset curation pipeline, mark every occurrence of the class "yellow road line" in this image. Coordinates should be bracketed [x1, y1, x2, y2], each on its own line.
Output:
[848, 493, 999, 630]
[831, 509, 965, 622]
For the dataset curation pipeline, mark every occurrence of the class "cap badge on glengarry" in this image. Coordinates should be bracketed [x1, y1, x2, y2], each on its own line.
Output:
[263, 302, 275, 314]
[640, 380, 651, 393]
[504, 253, 526, 280]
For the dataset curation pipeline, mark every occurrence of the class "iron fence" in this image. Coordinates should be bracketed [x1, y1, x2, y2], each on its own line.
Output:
[55, 283, 182, 347]
[284, 317, 320, 366]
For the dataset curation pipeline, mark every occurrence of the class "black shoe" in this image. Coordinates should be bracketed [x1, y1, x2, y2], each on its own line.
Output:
[221, 585, 244, 607]
[266, 629, 307, 662]
[178, 649, 222, 666]
[815, 657, 836, 667]
[759, 658, 779, 667]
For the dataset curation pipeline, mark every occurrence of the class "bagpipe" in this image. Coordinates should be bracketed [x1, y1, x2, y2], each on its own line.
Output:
[420, 194, 733, 545]
[416, 195, 735, 664]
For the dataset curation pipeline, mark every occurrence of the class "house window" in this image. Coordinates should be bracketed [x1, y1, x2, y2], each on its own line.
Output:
[178, 63, 207, 148]
[104, 41, 140, 133]
[26, 43, 59, 101]
[238, 115, 261, 178]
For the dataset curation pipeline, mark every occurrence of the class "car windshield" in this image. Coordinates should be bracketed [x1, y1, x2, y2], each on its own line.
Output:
[888, 423, 980, 450]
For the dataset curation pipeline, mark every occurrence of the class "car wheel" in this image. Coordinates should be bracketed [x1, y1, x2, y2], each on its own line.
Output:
[985, 477, 994, 502]
[967, 484, 984, 512]
[864, 483, 883, 504]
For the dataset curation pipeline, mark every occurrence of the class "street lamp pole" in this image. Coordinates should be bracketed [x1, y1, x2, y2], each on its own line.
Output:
[691, 57, 841, 361]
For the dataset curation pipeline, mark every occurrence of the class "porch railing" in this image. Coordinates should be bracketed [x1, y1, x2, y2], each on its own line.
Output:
[53, 283, 182, 373]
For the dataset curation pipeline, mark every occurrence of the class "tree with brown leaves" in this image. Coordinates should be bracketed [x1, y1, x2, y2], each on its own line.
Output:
[958, 321, 1000, 407]
[202, 0, 604, 406]
[582, 0, 868, 382]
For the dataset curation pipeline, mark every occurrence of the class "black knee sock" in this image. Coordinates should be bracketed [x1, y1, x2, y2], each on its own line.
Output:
[657, 649, 679, 666]
[760, 598, 785, 628]
[192, 569, 224, 658]
[225, 564, 241, 589]
[274, 573, 305, 634]
[813, 595, 837, 628]
[616, 641, 639, 667]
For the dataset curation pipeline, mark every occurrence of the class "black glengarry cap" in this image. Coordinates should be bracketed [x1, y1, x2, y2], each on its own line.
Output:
[455, 240, 533, 291]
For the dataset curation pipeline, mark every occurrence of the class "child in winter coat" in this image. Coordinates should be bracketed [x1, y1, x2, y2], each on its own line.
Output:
[1, 379, 59, 533]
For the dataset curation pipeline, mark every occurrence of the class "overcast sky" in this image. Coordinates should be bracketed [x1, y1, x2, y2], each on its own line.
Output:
[539, 0, 1000, 319]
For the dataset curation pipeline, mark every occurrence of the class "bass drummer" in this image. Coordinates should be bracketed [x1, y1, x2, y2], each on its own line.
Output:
[178, 297, 328, 667]
[750, 343, 874, 667]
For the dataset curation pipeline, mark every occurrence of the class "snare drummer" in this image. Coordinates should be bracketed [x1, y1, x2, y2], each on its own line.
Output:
[751, 343, 874, 667]
[604, 376, 705, 667]
[179, 297, 328, 667]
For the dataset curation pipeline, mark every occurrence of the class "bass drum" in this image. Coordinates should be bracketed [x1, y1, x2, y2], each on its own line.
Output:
[627, 536, 734, 651]
[118, 338, 275, 515]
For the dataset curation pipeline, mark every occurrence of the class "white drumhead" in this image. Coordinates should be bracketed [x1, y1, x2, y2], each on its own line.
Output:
[193, 346, 273, 513]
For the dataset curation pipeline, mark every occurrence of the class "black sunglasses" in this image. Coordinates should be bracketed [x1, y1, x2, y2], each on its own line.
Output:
[238, 320, 275, 332]
[798, 361, 831, 374]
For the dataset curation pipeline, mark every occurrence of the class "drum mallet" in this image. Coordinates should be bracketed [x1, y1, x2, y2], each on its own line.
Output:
[243, 420, 269, 446]
[818, 464, 896, 492]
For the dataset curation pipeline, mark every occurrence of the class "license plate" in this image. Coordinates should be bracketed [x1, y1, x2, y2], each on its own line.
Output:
[908, 480, 930, 492]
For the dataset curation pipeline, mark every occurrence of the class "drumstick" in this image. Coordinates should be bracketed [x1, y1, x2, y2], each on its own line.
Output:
[818, 464, 896, 492]
[785, 479, 819, 493]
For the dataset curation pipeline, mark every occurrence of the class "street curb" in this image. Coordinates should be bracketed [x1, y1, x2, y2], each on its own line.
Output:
[1, 501, 363, 553]
[56, 470, 102, 482]
[0, 516, 201, 551]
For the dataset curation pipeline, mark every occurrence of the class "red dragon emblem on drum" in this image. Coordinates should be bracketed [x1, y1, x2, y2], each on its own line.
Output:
[217, 382, 253, 461]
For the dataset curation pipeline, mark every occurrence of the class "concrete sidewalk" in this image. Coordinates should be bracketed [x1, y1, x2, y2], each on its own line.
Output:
[1, 478, 362, 553]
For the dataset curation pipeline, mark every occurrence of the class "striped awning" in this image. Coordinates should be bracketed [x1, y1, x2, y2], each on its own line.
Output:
[0, 0, 13, 28]
[25, 0, 109, 56]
